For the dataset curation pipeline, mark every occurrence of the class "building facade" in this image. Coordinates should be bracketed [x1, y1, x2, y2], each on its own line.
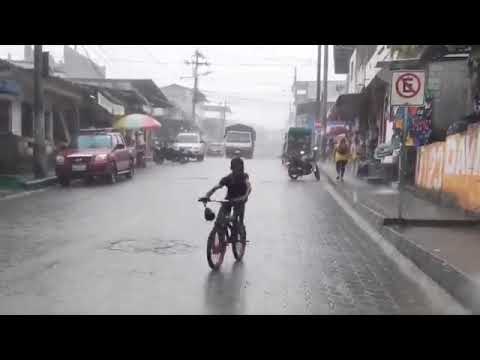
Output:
[199, 103, 231, 142]
[0, 59, 85, 174]
[291, 80, 347, 129]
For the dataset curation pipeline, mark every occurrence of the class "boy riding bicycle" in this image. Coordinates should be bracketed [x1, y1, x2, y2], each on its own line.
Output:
[200, 157, 252, 232]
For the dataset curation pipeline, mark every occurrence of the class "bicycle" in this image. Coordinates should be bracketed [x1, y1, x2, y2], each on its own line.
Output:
[198, 198, 247, 271]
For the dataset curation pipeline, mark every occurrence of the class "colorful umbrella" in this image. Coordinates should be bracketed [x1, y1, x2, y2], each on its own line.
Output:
[113, 114, 162, 130]
[328, 126, 348, 136]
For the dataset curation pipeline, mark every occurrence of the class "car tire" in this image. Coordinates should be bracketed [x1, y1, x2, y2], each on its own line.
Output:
[106, 163, 117, 185]
[84, 176, 94, 186]
[126, 160, 135, 179]
[58, 177, 70, 187]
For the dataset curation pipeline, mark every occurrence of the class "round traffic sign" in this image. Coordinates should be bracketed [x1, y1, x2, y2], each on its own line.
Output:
[395, 73, 421, 99]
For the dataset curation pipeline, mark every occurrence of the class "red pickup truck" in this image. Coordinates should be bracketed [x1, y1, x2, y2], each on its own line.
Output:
[55, 129, 135, 186]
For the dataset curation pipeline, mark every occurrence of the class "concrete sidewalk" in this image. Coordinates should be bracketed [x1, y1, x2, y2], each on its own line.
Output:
[0, 170, 57, 198]
[319, 161, 480, 313]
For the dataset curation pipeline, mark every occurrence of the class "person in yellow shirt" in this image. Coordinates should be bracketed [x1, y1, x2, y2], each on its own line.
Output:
[335, 137, 350, 182]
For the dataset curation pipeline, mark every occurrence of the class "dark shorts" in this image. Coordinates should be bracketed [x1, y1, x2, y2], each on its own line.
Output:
[216, 202, 245, 227]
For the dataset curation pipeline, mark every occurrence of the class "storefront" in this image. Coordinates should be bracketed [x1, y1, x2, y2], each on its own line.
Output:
[0, 60, 84, 174]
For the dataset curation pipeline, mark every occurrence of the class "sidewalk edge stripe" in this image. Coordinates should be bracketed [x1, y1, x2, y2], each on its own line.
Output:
[0, 188, 48, 201]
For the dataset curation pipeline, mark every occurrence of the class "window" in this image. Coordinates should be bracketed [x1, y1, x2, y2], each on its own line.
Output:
[226, 132, 251, 143]
[176, 134, 199, 143]
[0, 99, 11, 133]
[77, 135, 113, 149]
[114, 134, 123, 147]
[116, 134, 125, 146]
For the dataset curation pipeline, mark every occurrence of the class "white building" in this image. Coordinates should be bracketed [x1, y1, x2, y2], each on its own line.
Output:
[160, 84, 207, 125]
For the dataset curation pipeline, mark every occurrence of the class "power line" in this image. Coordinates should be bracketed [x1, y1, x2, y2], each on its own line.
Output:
[82, 56, 314, 68]
[201, 90, 288, 104]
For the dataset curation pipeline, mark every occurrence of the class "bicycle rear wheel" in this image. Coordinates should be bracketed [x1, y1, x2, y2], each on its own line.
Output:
[207, 226, 227, 271]
[231, 225, 246, 262]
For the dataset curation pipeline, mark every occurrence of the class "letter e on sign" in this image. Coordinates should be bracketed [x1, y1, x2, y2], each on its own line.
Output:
[391, 71, 425, 106]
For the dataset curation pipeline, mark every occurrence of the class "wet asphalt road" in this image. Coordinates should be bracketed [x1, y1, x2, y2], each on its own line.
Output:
[0, 157, 462, 314]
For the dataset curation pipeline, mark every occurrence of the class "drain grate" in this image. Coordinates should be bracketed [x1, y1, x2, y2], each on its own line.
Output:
[105, 238, 196, 255]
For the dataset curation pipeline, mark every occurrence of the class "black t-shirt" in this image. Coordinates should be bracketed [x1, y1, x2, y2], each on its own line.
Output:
[220, 173, 249, 200]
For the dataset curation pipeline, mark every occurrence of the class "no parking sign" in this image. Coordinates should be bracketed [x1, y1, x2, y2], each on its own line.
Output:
[391, 71, 425, 106]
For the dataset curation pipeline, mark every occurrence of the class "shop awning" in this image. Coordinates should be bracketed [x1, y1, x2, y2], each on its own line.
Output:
[334, 93, 368, 125]
[336, 93, 366, 108]
[376, 58, 423, 70]
[97, 90, 125, 116]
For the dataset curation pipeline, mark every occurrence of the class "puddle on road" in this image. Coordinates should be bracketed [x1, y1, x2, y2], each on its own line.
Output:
[105, 238, 196, 255]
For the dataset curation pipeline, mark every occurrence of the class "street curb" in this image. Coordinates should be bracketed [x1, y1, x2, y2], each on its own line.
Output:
[21, 176, 58, 191]
[318, 164, 480, 313]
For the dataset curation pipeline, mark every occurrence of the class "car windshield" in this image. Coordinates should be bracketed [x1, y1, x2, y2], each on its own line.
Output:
[176, 134, 199, 143]
[226, 132, 251, 143]
[78, 135, 112, 149]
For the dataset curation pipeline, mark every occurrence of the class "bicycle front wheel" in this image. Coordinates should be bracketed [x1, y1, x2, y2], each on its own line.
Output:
[232, 225, 246, 262]
[207, 227, 226, 271]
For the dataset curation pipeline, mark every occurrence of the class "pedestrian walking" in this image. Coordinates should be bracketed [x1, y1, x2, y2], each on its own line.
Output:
[335, 137, 350, 182]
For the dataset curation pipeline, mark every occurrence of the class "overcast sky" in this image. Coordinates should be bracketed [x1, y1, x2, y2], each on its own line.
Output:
[0, 45, 346, 130]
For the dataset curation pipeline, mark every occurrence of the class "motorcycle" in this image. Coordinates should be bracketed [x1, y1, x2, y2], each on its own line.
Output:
[153, 141, 189, 164]
[286, 147, 320, 181]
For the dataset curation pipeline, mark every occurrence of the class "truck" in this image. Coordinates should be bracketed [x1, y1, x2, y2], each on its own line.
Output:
[224, 124, 256, 159]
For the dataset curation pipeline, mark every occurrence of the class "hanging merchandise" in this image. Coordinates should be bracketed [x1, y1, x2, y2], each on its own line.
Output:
[392, 106, 406, 130]
[474, 94, 480, 114]
[411, 92, 433, 147]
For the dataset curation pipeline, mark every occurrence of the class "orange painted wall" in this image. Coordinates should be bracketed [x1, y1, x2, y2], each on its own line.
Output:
[415, 123, 480, 213]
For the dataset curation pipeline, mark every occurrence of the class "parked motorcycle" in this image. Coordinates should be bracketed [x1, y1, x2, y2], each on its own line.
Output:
[153, 141, 189, 164]
[286, 147, 320, 181]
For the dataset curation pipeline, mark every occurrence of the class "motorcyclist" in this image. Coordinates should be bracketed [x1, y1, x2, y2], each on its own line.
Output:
[200, 157, 252, 232]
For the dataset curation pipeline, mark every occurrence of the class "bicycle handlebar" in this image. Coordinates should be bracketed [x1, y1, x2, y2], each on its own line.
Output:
[198, 198, 238, 204]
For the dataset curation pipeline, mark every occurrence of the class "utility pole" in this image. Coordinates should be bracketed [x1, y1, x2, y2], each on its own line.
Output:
[33, 45, 47, 179]
[315, 46, 322, 154]
[185, 50, 210, 126]
[222, 98, 227, 140]
[321, 44, 329, 140]
[316, 45, 322, 126]
[293, 66, 298, 127]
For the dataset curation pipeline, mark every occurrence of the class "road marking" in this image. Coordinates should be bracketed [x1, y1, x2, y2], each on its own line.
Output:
[359, 202, 385, 219]
[323, 180, 469, 315]
[0, 188, 49, 201]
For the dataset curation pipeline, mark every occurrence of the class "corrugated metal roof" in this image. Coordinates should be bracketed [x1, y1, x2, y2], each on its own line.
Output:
[68, 78, 173, 108]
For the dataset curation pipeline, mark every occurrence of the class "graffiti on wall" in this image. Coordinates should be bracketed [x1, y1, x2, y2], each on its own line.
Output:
[416, 122, 480, 212]
[416, 142, 444, 191]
